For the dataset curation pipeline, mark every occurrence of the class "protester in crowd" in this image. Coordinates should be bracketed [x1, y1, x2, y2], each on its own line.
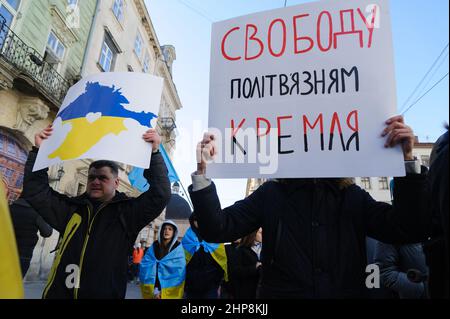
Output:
[229, 228, 262, 299]
[375, 241, 428, 298]
[365, 237, 395, 299]
[182, 214, 227, 299]
[140, 220, 185, 299]
[189, 115, 429, 298]
[131, 242, 144, 284]
[21, 125, 170, 299]
[220, 239, 240, 299]
[9, 197, 53, 277]
[424, 127, 449, 298]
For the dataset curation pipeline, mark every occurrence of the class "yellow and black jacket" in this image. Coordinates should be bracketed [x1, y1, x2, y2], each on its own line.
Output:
[22, 148, 170, 299]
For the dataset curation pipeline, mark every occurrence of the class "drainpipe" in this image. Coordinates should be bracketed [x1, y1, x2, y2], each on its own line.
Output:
[80, 0, 101, 78]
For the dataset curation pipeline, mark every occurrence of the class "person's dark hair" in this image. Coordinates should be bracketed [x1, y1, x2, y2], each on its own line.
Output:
[89, 160, 119, 177]
[239, 230, 258, 248]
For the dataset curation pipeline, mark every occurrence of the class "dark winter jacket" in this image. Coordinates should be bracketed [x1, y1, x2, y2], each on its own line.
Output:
[425, 130, 449, 298]
[184, 228, 224, 294]
[189, 172, 429, 298]
[230, 245, 261, 299]
[375, 242, 428, 298]
[10, 198, 53, 276]
[21, 148, 171, 299]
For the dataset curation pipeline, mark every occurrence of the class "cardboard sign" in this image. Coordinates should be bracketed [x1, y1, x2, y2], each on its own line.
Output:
[207, 0, 405, 178]
[33, 72, 163, 171]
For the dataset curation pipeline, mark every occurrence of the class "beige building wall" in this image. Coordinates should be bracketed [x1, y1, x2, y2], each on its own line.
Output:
[1, 0, 182, 281]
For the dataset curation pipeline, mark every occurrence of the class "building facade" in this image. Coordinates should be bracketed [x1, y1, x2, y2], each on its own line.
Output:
[1, 0, 182, 280]
[354, 138, 433, 203]
[0, 0, 97, 281]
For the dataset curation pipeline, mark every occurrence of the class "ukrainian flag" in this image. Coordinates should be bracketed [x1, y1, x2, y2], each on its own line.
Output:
[128, 144, 179, 192]
[182, 227, 228, 281]
[139, 243, 186, 299]
[0, 176, 24, 298]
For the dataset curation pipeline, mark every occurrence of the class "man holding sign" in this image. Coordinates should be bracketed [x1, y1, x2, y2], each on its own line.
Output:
[20, 71, 171, 299]
[188, 0, 430, 298]
[190, 116, 429, 298]
[21, 125, 170, 299]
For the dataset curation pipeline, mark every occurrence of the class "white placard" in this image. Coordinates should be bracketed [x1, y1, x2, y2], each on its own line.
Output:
[33, 72, 164, 171]
[208, 0, 405, 178]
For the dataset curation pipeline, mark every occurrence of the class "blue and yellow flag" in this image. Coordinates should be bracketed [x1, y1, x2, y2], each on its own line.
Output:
[128, 144, 179, 192]
[182, 227, 228, 282]
[0, 176, 24, 298]
[139, 243, 186, 299]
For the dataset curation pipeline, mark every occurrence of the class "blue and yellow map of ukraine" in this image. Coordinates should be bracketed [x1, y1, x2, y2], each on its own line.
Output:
[49, 82, 157, 160]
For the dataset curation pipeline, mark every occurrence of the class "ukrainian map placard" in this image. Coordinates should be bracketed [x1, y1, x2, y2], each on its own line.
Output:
[33, 72, 163, 171]
[207, 0, 405, 178]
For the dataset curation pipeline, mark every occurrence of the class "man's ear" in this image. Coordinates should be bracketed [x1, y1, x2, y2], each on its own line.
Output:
[114, 177, 120, 188]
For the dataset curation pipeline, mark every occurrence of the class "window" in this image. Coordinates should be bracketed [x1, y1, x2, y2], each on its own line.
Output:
[378, 177, 389, 190]
[15, 174, 23, 188]
[67, 0, 77, 6]
[361, 177, 371, 190]
[7, 140, 15, 155]
[134, 32, 143, 59]
[127, 65, 133, 72]
[4, 168, 13, 178]
[98, 31, 118, 72]
[0, 5, 13, 27]
[99, 41, 113, 71]
[46, 31, 66, 61]
[0, 0, 20, 46]
[112, 0, 124, 22]
[77, 183, 85, 196]
[143, 52, 150, 72]
[421, 155, 430, 168]
[5, 0, 20, 10]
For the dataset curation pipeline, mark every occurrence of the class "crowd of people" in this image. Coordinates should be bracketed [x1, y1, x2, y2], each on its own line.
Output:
[0, 116, 448, 299]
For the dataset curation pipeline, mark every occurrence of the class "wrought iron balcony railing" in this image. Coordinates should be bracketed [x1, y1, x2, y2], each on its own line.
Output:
[0, 15, 70, 104]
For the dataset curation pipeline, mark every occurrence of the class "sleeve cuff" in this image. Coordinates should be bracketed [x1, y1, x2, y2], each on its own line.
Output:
[191, 172, 211, 191]
[404, 159, 421, 174]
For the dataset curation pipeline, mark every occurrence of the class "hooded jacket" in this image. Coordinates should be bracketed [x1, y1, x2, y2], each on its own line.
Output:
[140, 220, 185, 299]
[21, 148, 171, 299]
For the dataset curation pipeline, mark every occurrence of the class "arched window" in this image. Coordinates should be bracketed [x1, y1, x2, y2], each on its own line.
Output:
[0, 128, 27, 202]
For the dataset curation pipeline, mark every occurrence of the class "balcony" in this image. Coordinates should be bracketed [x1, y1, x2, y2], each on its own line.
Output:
[0, 16, 70, 106]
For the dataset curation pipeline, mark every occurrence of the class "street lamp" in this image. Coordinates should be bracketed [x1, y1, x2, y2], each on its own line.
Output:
[49, 166, 65, 182]
[159, 117, 176, 133]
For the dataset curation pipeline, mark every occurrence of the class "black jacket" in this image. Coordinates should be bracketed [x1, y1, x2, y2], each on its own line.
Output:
[230, 246, 261, 299]
[21, 148, 171, 299]
[425, 130, 449, 298]
[10, 198, 53, 276]
[189, 172, 429, 298]
[184, 229, 224, 294]
[375, 242, 428, 298]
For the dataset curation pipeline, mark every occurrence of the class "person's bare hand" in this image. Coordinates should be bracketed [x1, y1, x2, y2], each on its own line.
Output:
[142, 128, 161, 152]
[195, 132, 216, 175]
[34, 124, 53, 148]
[381, 115, 415, 160]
